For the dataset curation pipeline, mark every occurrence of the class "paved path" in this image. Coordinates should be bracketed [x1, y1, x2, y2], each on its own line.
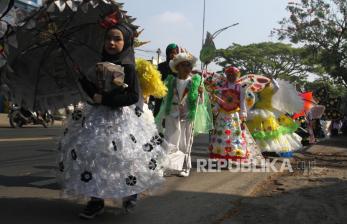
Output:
[0, 126, 275, 224]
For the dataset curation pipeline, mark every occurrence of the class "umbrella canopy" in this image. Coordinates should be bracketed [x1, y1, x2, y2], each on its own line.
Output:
[0, 0, 14, 20]
[236, 74, 270, 92]
[1, 0, 138, 110]
[0, 0, 14, 67]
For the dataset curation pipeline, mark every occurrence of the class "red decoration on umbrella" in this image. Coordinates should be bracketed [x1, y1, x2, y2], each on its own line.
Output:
[100, 11, 119, 29]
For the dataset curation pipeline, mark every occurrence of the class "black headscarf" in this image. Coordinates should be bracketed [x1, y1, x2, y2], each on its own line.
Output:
[101, 23, 135, 65]
[165, 43, 178, 62]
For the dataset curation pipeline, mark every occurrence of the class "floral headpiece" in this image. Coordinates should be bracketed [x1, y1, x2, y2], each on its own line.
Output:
[225, 66, 240, 77]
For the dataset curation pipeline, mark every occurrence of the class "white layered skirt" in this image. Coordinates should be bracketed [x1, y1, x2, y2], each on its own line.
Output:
[57, 104, 167, 199]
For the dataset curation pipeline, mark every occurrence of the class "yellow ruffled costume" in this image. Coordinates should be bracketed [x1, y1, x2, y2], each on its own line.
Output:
[246, 84, 302, 153]
[135, 58, 167, 99]
[247, 86, 279, 133]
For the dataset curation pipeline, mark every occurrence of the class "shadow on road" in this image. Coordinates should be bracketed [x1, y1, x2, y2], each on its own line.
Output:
[0, 179, 346, 224]
[0, 175, 59, 190]
[0, 190, 241, 224]
[308, 135, 347, 148]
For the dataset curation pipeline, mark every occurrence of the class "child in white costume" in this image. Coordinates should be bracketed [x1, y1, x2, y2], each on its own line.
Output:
[156, 52, 213, 177]
[57, 23, 167, 219]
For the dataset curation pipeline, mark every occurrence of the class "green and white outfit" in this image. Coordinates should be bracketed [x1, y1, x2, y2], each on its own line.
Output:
[156, 74, 213, 173]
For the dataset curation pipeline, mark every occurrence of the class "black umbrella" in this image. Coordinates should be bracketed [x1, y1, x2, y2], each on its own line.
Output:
[2, 0, 138, 110]
[0, 0, 14, 20]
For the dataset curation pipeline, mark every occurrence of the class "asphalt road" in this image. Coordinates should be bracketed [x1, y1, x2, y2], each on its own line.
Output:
[0, 127, 273, 224]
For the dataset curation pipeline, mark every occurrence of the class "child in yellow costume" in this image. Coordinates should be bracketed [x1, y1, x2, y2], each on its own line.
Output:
[246, 79, 302, 155]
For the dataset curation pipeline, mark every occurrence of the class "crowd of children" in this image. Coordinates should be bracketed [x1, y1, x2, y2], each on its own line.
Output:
[1, 1, 345, 221]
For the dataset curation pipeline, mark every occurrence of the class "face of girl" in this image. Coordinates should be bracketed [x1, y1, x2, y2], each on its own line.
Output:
[104, 29, 124, 55]
[176, 61, 192, 78]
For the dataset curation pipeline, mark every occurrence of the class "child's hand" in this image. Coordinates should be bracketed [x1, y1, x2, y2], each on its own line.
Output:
[93, 94, 102, 104]
[112, 79, 123, 86]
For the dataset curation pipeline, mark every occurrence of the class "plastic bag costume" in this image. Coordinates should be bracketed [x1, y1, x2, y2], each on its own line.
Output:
[57, 61, 168, 199]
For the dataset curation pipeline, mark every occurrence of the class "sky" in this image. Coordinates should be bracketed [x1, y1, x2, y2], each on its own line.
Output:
[121, 0, 292, 66]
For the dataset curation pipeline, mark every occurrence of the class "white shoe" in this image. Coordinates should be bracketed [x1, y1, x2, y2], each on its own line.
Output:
[177, 170, 190, 177]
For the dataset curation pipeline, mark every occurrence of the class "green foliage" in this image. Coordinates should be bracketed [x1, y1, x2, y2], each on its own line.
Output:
[304, 77, 347, 97]
[274, 0, 347, 86]
[215, 42, 316, 86]
[304, 77, 347, 115]
[200, 32, 216, 65]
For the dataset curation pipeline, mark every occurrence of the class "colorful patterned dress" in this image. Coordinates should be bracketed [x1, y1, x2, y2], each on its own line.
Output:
[208, 82, 250, 160]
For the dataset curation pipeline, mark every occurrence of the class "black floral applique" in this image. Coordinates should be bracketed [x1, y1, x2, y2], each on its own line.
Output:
[112, 141, 117, 151]
[71, 149, 77, 160]
[81, 171, 93, 183]
[126, 175, 137, 186]
[148, 159, 157, 170]
[72, 110, 83, 121]
[150, 134, 163, 145]
[135, 107, 142, 117]
[130, 134, 137, 143]
[143, 143, 154, 152]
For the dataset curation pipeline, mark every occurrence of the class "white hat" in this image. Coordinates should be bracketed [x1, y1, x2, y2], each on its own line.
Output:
[169, 52, 197, 73]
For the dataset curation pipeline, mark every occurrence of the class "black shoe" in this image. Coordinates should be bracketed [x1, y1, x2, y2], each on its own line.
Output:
[79, 199, 105, 219]
[122, 195, 137, 214]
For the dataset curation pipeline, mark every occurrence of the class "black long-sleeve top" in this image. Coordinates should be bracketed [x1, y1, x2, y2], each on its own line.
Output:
[150, 61, 177, 116]
[79, 64, 139, 108]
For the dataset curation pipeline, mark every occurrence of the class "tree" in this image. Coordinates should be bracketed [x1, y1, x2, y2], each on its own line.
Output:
[215, 42, 315, 86]
[304, 76, 346, 97]
[274, 0, 347, 87]
[304, 77, 347, 117]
